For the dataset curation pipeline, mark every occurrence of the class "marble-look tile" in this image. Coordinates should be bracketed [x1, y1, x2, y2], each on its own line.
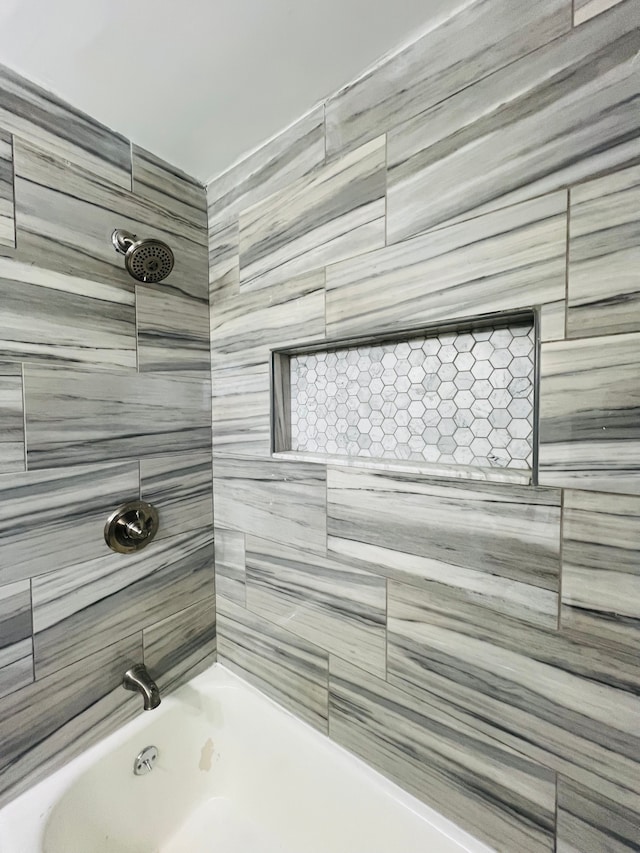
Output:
[0, 633, 141, 806]
[386, 1, 640, 242]
[0, 61, 131, 190]
[0, 130, 14, 248]
[556, 776, 640, 852]
[140, 452, 213, 542]
[561, 490, 640, 655]
[214, 528, 246, 605]
[245, 536, 386, 677]
[136, 287, 210, 371]
[212, 361, 272, 456]
[13, 139, 207, 301]
[217, 596, 328, 732]
[568, 164, 640, 337]
[143, 597, 216, 695]
[23, 366, 211, 469]
[325, 0, 571, 159]
[132, 145, 207, 232]
[0, 364, 24, 475]
[329, 656, 556, 853]
[211, 269, 325, 456]
[326, 193, 567, 341]
[0, 258, 136, 369]
[32, 527, 214, 678]
[239, 136, 386, 291]
[574, 0, 626, 25]
[539, 333, 640, 494]
[0, 461, 139, 584]
[209, 217, 239, 298]
[0, 580, 32, 701]
[328, 467, 560, 627]
[207, 105, 325, 223]
[386, 579, 640, 809]
[213, 456, 326, 552]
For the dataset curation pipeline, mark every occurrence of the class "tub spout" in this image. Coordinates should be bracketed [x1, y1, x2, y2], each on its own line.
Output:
[123, 664, 161, 710]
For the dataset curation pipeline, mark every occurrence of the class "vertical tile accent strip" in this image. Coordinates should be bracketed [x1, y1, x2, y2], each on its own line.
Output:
[538, 333, 640, 495]
[0, 130, 15, 248]
[561, 490, 640, 655]
[567, 164, 640, 337]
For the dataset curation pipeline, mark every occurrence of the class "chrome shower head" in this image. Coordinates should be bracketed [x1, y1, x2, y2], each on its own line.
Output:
[112, 229, 174, 283]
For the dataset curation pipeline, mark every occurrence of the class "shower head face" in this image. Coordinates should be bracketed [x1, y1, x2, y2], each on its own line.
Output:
[124, 238, 174, 283]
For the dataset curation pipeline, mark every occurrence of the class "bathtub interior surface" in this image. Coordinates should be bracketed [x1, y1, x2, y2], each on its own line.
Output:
[0, 663, 495, 853]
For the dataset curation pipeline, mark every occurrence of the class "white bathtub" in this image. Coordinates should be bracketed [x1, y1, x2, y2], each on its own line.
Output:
[0, 664, 495, 853]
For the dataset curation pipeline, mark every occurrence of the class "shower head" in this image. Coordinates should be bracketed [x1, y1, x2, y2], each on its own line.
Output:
[111, 229, 174, 283]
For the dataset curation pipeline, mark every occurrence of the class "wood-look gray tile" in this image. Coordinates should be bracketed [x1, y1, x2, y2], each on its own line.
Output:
[568, 164, 640, 338]
[0, 579, 32, 701]
[556, 776, 640, 852]
[561, 490, 640, 656]
[212, 362, 271, 456]
[218, 595, 328, 732]
[209, 217, 239, 299]
[0, 363, 24, 475]
[140, 452, 213, 542]
[0, 130, 14, 248]
[574, 0, 626, 25]
[246, 536, 386, 677]
[13, 139, 207, 301]
[329, 656, 556, 853]
[0, 633, 141, 807]
[326, 192, 567, 342]
[328, 467, 560, 627]
[0, 462, 139, 585]
[23, 366, 211, 469]
[0, 257, 136, 369]
[143, 597, 216, 695]
[214, 528, 246, 605]
[132, 145, 207, 232]
[386, 1, 640, 242]
[136, 286, 210, 372]
[325, 0, 571, 160]
[386, 579, 640, 810]
[206, 105, 325, 223]
[239, 136, 386, 292]
[539, 333, 640, 494]
[32, 527, 214, 678]
[211, 269, 325, 455]
[0, 61, 131, 190]
[213, 456, 326, 552]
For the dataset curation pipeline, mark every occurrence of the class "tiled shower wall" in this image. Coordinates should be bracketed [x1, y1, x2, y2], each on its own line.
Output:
[208, 2, 640, 851]
[0, 65, 215, 805]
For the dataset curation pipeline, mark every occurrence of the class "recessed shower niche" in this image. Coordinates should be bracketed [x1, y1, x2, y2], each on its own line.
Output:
[272, 312, 538, 482]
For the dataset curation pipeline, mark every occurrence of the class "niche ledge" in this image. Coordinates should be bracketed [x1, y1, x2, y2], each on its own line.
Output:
[272, 311, 538, 486]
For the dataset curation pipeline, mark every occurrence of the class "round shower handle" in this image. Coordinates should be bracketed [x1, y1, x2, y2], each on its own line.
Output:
[104, 500, 159, 553]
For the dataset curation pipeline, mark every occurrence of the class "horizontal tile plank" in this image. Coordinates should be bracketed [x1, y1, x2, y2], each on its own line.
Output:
[140, 452, 213, 542]
[0, 129, 14, 248]
[214, 528, 246, 605]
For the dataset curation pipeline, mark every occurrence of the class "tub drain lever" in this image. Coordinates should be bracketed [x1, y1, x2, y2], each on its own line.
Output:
[134, 746, 159, 776]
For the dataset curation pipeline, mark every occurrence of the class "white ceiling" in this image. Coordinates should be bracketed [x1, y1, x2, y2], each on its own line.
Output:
[0, 0, 459, 183]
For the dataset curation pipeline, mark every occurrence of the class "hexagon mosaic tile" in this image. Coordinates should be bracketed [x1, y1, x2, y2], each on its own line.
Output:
[290, 322, 535, 471]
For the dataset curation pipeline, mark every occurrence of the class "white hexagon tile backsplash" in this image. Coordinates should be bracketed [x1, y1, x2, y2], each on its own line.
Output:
[289, 322, 535, 471]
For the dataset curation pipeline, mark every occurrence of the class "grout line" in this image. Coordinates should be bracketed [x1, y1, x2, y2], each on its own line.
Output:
[571, 0, 576, 27]
[10, 133, 17, 250]
[29, 578, 35, 683]
[384, 133, 389, 247]
[557, 488, 565, 632]
[134, 286, 140, 373]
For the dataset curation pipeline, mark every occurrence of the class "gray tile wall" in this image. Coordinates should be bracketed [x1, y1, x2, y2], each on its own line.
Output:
[208, 2, 640, 851]
[0, 64, 215, 806]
